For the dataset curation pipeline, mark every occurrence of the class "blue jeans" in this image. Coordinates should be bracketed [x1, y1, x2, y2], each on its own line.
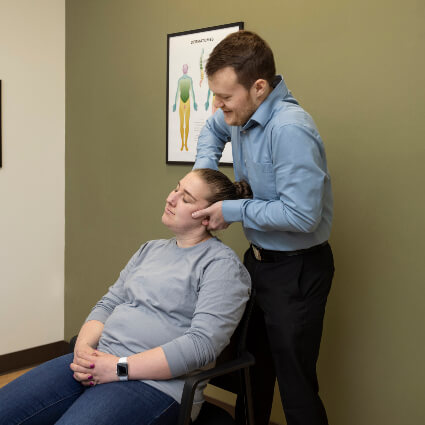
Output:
[0, 353, 179, 425]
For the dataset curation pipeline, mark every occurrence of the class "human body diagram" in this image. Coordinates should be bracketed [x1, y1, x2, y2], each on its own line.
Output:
[172, 64, 198, 151]
[171, 51, 219, 153]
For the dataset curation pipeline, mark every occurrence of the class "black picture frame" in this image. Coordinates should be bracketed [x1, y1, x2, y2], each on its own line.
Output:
[166, 22, 244, 165]
[0, 80, 2, 168]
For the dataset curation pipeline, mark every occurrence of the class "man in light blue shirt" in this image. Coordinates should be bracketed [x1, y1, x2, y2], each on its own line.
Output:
[193, 31, 334, 425]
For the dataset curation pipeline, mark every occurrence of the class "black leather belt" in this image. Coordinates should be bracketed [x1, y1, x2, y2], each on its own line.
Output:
[250, 241, 329, 262]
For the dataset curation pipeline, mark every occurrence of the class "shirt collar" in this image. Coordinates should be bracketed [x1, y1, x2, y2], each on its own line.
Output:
[242, 75, 289, 131]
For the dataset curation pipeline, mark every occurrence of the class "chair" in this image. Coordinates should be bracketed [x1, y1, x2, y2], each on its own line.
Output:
[178, 291, 256, 425]
[69, 292, 256, 425]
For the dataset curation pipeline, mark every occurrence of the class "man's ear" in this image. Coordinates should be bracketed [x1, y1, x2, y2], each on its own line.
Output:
[251, 79, 270, 101]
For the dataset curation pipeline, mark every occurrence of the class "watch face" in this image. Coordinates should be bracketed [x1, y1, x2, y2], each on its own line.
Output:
[117, 363, 127, 376]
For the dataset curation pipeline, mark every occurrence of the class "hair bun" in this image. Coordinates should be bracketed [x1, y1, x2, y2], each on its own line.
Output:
[234, 180, 253, 199]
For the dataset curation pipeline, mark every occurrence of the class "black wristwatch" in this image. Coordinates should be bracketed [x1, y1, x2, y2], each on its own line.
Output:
[116, 357, 129, 381]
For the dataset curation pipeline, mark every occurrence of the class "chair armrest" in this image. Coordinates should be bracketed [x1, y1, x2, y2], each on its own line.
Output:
[69, 335, 78, 353]
[177, 351, 255, 425]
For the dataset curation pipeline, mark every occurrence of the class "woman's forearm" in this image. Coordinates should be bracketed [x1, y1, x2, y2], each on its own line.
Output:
[72, 320, 105, 380]
[75, 320, 104, 350]
[127, 347, 172, 380]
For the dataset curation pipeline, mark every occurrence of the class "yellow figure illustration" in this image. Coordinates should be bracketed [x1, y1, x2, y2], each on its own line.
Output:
[172, 64, 198, 151]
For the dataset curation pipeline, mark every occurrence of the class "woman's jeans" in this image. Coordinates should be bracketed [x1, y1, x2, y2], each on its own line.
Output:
[0, 353, 179, 425]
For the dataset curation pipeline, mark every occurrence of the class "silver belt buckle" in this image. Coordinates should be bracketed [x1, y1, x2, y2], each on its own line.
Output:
[252, 245, 262, 261]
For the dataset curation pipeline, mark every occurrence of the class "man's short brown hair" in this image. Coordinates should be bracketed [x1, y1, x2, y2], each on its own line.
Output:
[205, 30, 276, 90]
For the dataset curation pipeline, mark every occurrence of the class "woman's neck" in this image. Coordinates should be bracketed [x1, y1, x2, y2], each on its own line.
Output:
[175, 232, 212, 248]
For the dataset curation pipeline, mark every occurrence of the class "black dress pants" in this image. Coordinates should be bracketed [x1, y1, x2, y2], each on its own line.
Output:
[239, 242, 334, 425]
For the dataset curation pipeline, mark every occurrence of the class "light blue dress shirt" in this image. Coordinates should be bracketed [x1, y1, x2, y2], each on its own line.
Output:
[194, 76, 333, 251]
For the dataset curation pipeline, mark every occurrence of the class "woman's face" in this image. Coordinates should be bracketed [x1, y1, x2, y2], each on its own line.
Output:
[162, 172, 212, 234]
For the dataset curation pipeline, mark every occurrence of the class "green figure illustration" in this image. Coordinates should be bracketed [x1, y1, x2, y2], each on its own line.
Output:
[172, 64, 198, 151]
[205, 89, 217, 114]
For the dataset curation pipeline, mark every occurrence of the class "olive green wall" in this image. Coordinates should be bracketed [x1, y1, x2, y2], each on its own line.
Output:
[65, 1, 425, 424]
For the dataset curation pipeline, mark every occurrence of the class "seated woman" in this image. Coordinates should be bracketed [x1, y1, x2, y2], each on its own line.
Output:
[0, 169, 252, 425]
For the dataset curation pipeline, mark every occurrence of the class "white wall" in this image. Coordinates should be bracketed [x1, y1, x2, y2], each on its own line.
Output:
[0, 0, 65, 355]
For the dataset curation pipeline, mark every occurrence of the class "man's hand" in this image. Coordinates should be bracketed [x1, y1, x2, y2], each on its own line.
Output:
[192, 201, 229, 231]
[71, 350, 119, 387]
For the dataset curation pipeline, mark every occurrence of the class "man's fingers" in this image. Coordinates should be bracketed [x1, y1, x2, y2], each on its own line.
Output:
[192, 208, 208, 219]
[206, 219, 229, 231]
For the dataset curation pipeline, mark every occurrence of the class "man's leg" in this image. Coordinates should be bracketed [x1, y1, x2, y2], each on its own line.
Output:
[244, 244, 334, 425]
[237, 249, 277, 425]
[0, 353, 83, 425]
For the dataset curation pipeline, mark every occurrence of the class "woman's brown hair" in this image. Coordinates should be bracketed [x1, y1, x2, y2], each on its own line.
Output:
[193, 168, 252, 204]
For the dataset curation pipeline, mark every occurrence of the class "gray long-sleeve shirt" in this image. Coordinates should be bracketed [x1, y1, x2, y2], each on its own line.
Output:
[86, 237, 251, 410]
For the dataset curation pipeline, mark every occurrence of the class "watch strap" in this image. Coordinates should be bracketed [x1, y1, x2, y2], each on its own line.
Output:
[117, 357, 128, 381]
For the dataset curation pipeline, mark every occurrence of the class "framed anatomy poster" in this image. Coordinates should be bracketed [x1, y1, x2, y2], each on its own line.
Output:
[166, 22, 243, 164]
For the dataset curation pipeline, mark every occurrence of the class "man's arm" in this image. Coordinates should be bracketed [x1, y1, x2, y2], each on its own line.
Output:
[195, 124, 328, 233]
[226, 124, 328, 233]
[194, 109, 230, 170]
[192, 112, 232, 230]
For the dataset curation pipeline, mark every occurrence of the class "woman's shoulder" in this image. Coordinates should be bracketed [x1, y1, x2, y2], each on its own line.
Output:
[201, 239, 251, 287]
[134, 238, 176, 256]
[203, 238, 243, 262]
[142, 238, 174, 247]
